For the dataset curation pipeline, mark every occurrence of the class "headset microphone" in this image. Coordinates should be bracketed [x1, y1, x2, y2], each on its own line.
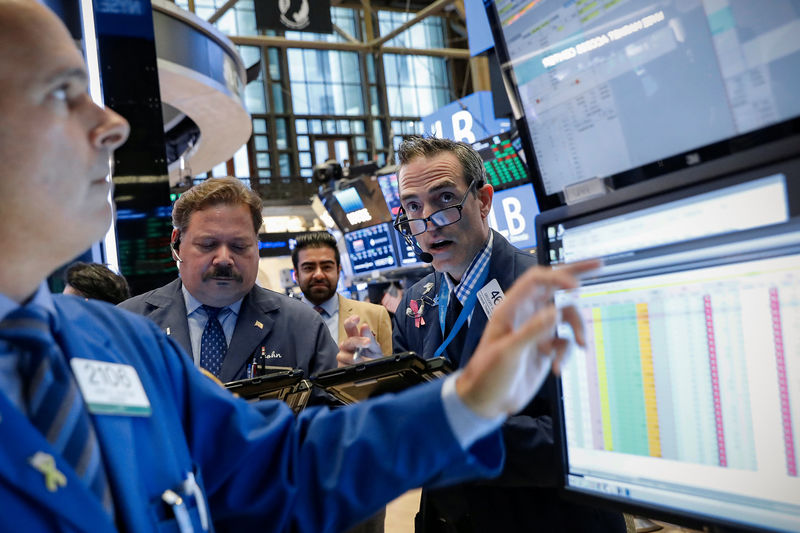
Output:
[170, 241, 183, 264]
[404, 234, 433, 264]
[395, 211, 433, 264]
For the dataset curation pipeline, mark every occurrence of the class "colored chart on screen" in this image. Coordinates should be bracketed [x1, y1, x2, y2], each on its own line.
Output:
[473, 132, 530, 190]
[561, 254, 800, 477]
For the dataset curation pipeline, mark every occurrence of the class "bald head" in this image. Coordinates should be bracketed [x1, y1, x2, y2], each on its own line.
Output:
[0, 0, 73, 66]
[0, 0, 130, 302]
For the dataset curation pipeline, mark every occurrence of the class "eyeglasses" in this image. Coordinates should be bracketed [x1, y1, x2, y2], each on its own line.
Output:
[393, 180, 477, 237]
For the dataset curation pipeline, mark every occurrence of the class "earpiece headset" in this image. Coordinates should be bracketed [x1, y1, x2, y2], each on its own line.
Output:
[403, 233, 433, 264]
[170, 233, 183, 264]
[393, 210, 433, 263]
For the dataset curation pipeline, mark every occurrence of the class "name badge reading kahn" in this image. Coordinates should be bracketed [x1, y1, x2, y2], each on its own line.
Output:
[477, 279, 505, 319]
[70, 359, 152, 416]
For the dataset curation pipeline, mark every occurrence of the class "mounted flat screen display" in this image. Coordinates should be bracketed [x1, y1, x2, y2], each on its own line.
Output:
[472, 130, 532, 192]
[536, 156, 800, 532]
[320, 175, 393, 233]
[342, 223, 400, 275]
[487, 0, 800, 209]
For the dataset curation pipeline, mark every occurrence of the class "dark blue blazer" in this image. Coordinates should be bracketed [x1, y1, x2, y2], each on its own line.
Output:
[119, 278, 337, 381]
[0, 296, 504, 533]
[393, 231, 625, 532]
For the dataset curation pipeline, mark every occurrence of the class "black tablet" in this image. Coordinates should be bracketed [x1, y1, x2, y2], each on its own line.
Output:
[312, 352, 453, 405]
[224, 368, 311, 413]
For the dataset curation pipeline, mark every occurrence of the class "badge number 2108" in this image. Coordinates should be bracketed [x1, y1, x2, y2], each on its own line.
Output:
[70, 358, 152, 417]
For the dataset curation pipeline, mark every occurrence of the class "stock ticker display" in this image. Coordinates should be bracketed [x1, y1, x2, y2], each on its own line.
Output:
[473, 132, 530, 191]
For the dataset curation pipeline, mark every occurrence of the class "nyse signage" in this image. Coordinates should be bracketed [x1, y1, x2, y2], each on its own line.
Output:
[487, 184, 539, 250]
[422, 92, 510, 143]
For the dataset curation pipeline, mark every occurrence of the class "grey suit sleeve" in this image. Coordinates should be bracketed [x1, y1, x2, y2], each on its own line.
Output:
[309, 318, 338, 377]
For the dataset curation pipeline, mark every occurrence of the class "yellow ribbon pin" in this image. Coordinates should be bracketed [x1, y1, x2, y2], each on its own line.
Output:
[29, 451, 67, 492]
[254, 320, 263, 329]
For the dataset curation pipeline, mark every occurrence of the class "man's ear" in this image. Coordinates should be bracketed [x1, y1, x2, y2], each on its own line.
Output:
[477, 184, 494, 218]
[171, 227, 181, 248]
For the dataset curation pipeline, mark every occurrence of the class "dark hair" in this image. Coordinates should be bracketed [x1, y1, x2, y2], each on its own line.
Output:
[64, 262, 131, 305]
[396, 136, 487, 190]
[172, 177, 262, 236]
[291, 231, 340, 270]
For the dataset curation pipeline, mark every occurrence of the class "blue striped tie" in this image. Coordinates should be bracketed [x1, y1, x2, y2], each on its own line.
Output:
[199, 305, 226, 377]
[0, 306, 114, 515]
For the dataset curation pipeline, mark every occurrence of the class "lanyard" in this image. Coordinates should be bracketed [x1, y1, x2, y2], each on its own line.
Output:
[433, 267, 490, 360]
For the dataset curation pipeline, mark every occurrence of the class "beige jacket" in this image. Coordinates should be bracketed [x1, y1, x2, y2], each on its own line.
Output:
[336, 293, 393, 355]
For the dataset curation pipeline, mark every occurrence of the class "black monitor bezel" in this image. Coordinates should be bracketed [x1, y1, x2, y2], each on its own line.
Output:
[535, 152, 800, 252]
[485, 0, 800, 212]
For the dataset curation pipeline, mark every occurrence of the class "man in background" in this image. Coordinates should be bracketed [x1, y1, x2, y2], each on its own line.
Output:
[339, 136, 625, 532]
[63, 262, 131, 305]
[293, 231, 393, 533]
[292, 231, 392, 357]
[120, 177, 337, 381]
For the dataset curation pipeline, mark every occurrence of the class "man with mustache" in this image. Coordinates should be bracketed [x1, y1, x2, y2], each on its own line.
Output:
[0, 1, 603, 530]
[120, 177, 338, 381]
[292, 231, 393, 359]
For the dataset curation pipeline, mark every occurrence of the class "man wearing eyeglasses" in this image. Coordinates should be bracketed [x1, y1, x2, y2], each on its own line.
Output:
[338, 136, 624, 533]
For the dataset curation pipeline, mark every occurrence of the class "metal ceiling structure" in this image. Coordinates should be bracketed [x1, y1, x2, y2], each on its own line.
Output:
[194, 0, 472, 58]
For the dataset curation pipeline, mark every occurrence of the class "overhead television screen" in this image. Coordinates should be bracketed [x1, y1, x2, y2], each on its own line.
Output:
[487, 0, 800, 209]
[320, 175, 393, 233]
[472, 130, 531, 192]
[342, 223, 400, 275]
[377, 171, 402, 216]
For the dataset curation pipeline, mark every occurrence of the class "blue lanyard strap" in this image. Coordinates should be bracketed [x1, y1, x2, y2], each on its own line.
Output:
[433, 267, 490, 360]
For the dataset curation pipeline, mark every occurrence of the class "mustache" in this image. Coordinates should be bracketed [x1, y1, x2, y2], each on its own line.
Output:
[203, 265, 243, 282]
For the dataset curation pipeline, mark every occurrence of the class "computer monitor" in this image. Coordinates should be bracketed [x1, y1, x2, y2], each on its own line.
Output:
[375, 168, 426, 268]
[342, 223, 401, 275]
[472, 130, 531, 192]
[536, 157, 800, 531]
[320, 175, 393, 233]
[377, 170, 402, 217]
[487, 0, 800, 209]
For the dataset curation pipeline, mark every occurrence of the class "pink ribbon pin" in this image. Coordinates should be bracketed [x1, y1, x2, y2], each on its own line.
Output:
[408, 300, 425, 328]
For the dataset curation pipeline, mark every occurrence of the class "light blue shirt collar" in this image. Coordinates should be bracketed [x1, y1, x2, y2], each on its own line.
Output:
[443, 231, 494, 306]
[300, 292, 339, 343]
[180, 284, 243, 365]
[300, 292, 339, 317]
[181, 285, 244, 318]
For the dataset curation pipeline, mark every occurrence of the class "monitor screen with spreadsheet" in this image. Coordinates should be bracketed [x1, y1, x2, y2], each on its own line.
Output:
[537, 158, 800, 531]
[486, 0, 800, 209]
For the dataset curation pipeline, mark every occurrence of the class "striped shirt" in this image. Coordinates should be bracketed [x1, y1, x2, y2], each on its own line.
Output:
[444, 231, 494, 308]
